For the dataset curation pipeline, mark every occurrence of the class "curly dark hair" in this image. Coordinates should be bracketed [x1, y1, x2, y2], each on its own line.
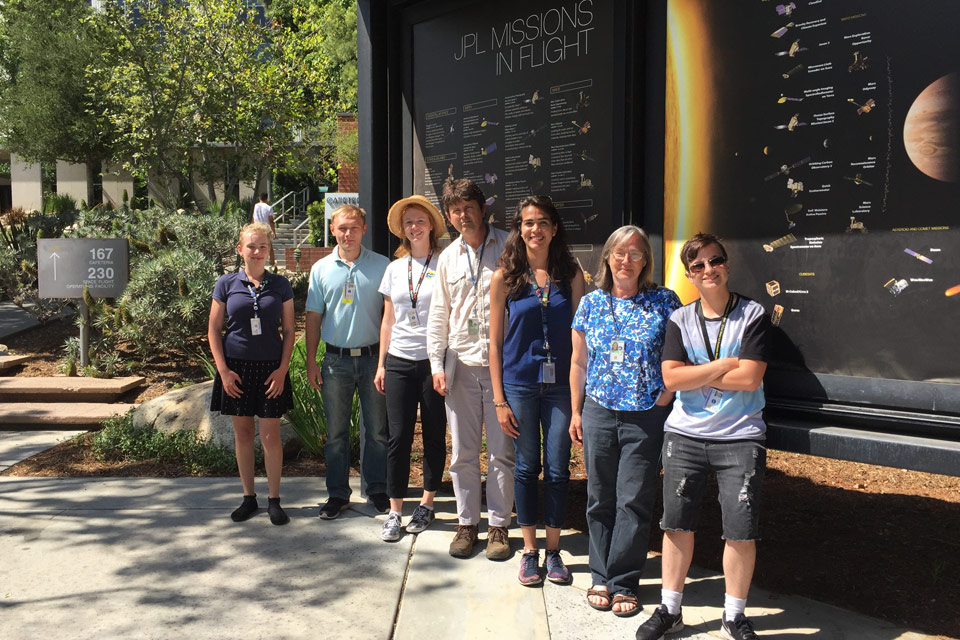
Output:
[499, 195, 579, 299]
[441, 177, 485, 213]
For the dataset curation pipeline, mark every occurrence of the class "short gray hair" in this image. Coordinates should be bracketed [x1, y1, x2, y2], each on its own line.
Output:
[594, 225, 655, 292]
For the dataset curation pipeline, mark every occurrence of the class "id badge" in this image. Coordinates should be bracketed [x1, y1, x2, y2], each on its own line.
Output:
[406, 309, 420, 327]
[541, 360, 556, 384]
[704, 387, 723, 413]
[250, 317, 262, 336]
[467, 318, 480, 337]
[342, 282, 355, 304]
[610, 339, 625, 363]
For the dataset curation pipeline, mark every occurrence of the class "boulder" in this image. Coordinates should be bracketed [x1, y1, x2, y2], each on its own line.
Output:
[132, 380, 300, 451]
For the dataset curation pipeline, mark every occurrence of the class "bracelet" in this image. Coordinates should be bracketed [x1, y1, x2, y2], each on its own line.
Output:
[494, 401, 510, 409]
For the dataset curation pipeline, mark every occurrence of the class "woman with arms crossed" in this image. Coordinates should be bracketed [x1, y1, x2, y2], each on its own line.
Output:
[208, 222, 295, 525]
[489, 195, 584, 585]
[569, 226, 681, 615]
[374, 196, 448, 541]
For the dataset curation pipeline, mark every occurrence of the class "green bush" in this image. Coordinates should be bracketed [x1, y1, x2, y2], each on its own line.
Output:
[92, 411, 239, 475]
[43, 193, 78, 215]
[305, 199, 326, 247]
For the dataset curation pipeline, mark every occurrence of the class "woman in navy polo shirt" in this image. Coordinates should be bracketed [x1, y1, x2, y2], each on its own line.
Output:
[208, 222, 295, 525]
[489, 195, 584, 586]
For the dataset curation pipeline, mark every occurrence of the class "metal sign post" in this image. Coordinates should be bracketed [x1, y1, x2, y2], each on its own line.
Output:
[37, 239, 130, 367]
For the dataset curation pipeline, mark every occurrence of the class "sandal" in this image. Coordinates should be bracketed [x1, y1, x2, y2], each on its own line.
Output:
[586, 587, 612, 611]
[611, 593, 640, 618]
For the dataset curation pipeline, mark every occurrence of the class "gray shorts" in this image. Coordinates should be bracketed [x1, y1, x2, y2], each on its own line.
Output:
[659, 431, 766, 541]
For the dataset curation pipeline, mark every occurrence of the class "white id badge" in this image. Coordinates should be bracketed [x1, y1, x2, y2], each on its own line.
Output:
[250, 317, 262, 336]
[467, 318, 480, 337]
[541, 360, 556, 383]
[704, 387, 723, 413]
[610, 339, 625, 363]
[342, 282, 356, 304]
[406, 309, 420, 327]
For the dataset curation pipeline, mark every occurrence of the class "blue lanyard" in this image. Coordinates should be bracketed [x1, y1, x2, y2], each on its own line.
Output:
[529, 269, 552, 357]
[463, 226, 489, 287]
[245, 276, 267, 317]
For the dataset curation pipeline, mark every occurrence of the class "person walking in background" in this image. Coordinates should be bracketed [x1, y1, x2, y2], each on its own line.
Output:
[208, 222, 295, 525]
[635, 233, 771, 640]
[374, 195, 448, 541]
[252, 193, 278, 268]
[570, 226, 681, 616]
[488, 195, 584, 585]
[426, 178, 515, 560]
[305, 204, 391, 520]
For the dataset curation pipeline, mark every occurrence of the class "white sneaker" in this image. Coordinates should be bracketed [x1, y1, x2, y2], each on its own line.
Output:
[381, 512, 402, 542]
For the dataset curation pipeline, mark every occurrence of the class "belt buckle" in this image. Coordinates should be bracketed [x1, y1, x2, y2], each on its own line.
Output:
[349, 347, 362, 357]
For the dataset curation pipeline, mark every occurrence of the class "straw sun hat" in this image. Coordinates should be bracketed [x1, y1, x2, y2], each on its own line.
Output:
[387, 195, 446, 240]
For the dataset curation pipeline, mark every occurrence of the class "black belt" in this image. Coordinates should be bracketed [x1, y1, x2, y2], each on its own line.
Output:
[326, 343, 379, 357]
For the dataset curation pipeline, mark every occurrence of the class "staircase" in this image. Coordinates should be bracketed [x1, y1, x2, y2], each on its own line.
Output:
[270, 188, 311, 272]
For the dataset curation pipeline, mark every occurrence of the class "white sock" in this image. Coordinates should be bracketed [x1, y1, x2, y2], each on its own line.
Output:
[661, 589, 683, 615]
[389, 510, 402, 518]
[724, 593, 747, 621]
[419, 503, 434, 511]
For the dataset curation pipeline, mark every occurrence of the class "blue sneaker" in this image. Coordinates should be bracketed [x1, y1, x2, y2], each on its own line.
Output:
[518, 550, 542, 586]
[544, 549, 571, 584]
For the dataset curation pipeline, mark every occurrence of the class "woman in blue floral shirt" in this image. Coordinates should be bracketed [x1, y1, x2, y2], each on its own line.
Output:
[570, 225, 681, 616]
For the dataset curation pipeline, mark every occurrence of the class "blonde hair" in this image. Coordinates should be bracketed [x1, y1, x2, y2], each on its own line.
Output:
[330, 204, 366, 225]
[393, 204, 440, 258]
[594, 225, 655, 292]
[239, 222, 273, 246]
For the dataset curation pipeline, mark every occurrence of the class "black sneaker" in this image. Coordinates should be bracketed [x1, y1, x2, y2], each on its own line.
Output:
[405, 504, 435, 533]
[635, 604, 683, 640]
[318, 497, 348, 520]
[721, 613, 758, 640]
[369, 493, 390, 513]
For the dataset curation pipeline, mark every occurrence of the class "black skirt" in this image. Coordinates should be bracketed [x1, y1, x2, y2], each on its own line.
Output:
[210, 357, 293, 418]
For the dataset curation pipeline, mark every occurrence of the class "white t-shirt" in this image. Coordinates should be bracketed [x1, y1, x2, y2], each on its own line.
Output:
[253, 202, 273, 224]
[378, 252, 439, 361]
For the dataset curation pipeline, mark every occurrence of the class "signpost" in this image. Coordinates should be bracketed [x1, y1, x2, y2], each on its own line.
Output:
[37, 238, 130, 367]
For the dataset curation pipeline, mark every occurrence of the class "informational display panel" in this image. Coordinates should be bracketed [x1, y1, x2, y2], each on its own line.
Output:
[37, 238, 129, 299]
[664, 0, 960, 387]
[411, 0, 617, 261]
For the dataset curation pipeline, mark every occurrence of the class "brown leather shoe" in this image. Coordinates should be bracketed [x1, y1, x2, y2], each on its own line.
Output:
[449, 524, 479, 558]
[485, 525, 511, 560]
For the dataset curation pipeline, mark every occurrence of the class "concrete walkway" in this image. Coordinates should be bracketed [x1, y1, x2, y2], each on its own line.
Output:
[0, 475, 934, 640]
[0, 430, 85, 471]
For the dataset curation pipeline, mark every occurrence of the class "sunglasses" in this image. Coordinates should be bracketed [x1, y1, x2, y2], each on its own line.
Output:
[688, 255, 727, 273]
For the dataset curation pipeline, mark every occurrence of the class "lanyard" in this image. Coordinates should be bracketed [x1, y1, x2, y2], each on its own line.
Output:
[463, 226, 489, 287]
[245, 275, 267, 317]
[407, 250, 433, 309]
[529, 269, 552, 356]
[696, 294, 737, 361]
[607, 291, 638, 337]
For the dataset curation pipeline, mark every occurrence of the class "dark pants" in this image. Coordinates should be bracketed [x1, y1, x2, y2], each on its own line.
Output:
[384, 354, 447, 499]
[582, 396, 670, 597]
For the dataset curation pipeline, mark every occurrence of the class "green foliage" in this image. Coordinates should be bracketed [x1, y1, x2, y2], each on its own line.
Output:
[42, 193, 78, 215]
[306, 200, 326, 248]
[285, 338, 361, 457]
[92, 411, 239, 475]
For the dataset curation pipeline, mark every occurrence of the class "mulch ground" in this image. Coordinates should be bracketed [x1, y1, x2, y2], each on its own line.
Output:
[2, 316, 958, 638]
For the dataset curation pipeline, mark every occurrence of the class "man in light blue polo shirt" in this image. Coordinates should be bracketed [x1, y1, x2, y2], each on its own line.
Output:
[306, 204, 391, 519]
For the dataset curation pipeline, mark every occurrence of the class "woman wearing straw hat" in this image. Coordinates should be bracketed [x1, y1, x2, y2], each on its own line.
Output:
[374, 195, 449, 541]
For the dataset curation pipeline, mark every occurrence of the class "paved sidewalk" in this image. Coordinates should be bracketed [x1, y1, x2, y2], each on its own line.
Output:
[0, 430, 85, 471]
[0, 300, 73, 341]
[0, 476, 934, 640]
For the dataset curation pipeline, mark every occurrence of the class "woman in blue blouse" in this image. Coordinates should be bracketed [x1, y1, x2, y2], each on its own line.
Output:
[570, 226, 681, 616]
[489, 195, 584, 586]
[208, 222, 295, 525]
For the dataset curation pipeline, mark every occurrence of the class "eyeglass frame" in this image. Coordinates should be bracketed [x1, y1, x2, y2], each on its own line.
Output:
[687, 255, 728, 273]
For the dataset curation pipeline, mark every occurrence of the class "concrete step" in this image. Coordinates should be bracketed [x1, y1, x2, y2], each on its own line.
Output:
[0, 376, 146, 403]
[0, 355, 31, 372]
[0, 403, 137, 426]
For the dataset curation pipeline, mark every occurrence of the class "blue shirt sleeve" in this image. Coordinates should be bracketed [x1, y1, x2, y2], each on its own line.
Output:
[212, 274, 229, 303]
[305, 262, 326, 314]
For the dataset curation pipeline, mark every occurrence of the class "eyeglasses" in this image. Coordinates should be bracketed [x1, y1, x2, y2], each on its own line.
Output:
[611, 250, 645, 262]
[688, 255, 727, 273]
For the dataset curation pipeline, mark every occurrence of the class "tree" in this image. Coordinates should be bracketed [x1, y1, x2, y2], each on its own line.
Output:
[0, 0, 116, 206]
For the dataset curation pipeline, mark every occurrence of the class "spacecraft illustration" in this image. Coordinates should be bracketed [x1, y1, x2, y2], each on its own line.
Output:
[782, 64, 805, 79]
[848, 98, 876, 115]
[771, 22, 794, 38]
[846, 216, 867, 233]
[884, 278, 909, 296]
[580, 150, 596, 162]
[481, 142, 497, 156]
[524, 90, 541, 104]
[480, 118, 500, 127]
[484, 172, 498, 184]
[946, 284, 960, 297]
[766, 280, 782, 297]
[762, 233, 798, 252]
[776, 40, 807, 58]
[771, 304, 785, 327]
[572, 120, 592, 135]
[577, 91, 590, 110]
[843, 173, 873, 186]
[776, 3, 796, 16]
[784, 204, 802, 229]
[904, 248, 933, 264]
[848, 51, 869, 72]
[786, 178, 803, 197]
[765, 156, 811, 181]
[528, 154, 542, 169]
[579, 174, 594, 190]
[777, 94, 804, 103]
[522, 124, 548, 142]
[775, 114, 807, 131]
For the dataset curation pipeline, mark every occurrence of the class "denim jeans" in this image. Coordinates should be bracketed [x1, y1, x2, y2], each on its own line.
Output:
[384, 354, 447, 498]
[503, 382, 572, 528]
[660, 431, 766, 541]
[320, 352, 388, 500]
[581, 396, 670, 596]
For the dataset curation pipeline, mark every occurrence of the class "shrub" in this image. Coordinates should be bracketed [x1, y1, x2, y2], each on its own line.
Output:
[305, 199, 326, 247]
[92, 411, 239, 475]
[43, 193, 78, 215]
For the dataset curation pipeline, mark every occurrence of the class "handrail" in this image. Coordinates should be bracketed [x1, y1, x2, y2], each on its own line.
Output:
[271, 191, 295, 224]
[272, 187, 310, 225]
[291, 217, 311, 250]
